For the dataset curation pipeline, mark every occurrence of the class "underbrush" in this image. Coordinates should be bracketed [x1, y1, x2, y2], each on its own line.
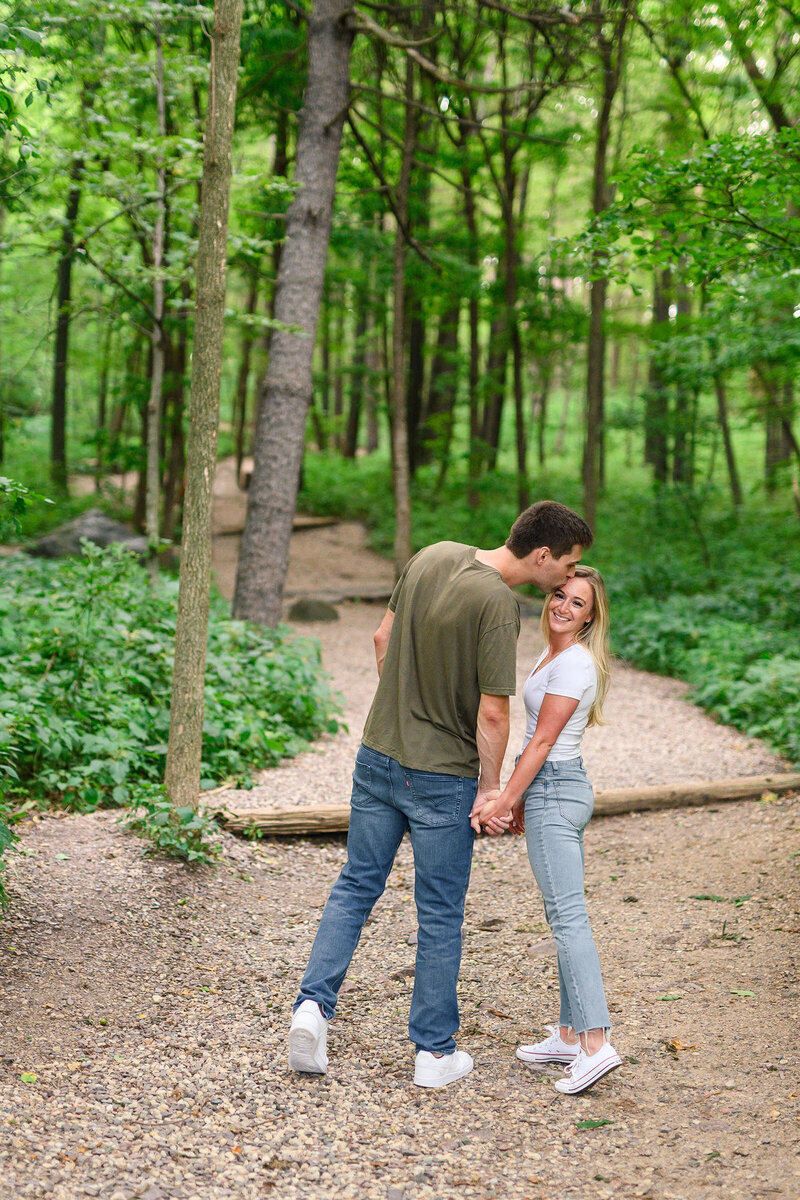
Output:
[0, 543, 342, 816]
[299, 452, 799, 764]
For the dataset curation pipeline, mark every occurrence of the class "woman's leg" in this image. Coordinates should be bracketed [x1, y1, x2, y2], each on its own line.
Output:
[524, 764, 611, 1037]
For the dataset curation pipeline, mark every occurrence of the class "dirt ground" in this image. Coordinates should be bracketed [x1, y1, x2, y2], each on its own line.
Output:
[0, 490, 798, 1200]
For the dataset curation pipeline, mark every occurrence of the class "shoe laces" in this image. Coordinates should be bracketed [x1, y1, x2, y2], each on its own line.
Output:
[564, 1047, 587, 1077]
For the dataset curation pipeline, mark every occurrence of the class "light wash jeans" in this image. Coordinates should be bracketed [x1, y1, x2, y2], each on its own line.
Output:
[523, 756, 611, 1033]
[295, 744, 477, 1053]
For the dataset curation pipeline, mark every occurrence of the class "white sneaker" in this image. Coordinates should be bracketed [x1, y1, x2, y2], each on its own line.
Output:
[554, 1041, 622, 1094]
[288, 1000, 329, 1074]
[414, 1049, 474, 1089]
[516, 1024, 581, 1065]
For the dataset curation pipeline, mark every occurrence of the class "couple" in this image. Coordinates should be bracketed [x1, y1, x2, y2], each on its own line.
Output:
[288, 500, 621, 1097]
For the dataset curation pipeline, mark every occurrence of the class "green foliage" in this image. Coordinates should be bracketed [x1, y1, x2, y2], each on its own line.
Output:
[125, 783, 220, 864]
[0, 477, 53, 541]
[0, 816, 16, 909]
[0, 543, 341, 811]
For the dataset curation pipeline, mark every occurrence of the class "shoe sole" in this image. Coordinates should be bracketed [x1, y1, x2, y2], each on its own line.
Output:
[288, 1026, 327, 1074]
[555, 1055, 622, 1095]
[516, 1048, 578, 1064]
[414, 1061, 474, 1089]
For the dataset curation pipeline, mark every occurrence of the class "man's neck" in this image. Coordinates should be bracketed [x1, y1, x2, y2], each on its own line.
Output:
[475, 546, 528, 588]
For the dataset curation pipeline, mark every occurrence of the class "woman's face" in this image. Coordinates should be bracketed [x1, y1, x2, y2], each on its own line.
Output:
[547, 576, 595, 640]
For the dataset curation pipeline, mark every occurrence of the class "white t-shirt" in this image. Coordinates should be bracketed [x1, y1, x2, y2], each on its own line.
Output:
[522, 643, 597, 761]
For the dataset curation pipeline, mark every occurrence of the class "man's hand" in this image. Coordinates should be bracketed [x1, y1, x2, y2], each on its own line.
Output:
[470, 788, 512, 835]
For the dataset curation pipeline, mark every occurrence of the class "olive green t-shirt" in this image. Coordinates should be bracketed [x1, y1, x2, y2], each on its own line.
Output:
[361, 541, 520, 776]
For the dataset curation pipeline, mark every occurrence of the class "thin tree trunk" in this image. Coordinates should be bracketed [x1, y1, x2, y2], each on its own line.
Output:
[391, 56, 416, 577]
[713, 374, 742, 507]
[233, 0, 354, 626]
[645, 267, 670, 482]
[51, 160, 85, 490]
[160, 311, 189, 544]
[145, 26, 167, 578]
[582, 1, 629, 529]
[94, 321, 113, 491]
[343, 296, 367, 458]
[234, 273, 259, 482]
[164, 0, 244, 809]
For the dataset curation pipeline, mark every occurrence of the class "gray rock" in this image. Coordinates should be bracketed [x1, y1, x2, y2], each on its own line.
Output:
[288, 597, 340, 622]
[27, 509, 147, 559]
[528, 938, 558, 956]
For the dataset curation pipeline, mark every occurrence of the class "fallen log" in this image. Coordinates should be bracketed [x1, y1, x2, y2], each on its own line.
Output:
[213, 771, 800, 837]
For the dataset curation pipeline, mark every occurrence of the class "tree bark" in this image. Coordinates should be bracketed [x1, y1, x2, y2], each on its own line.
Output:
[390, 56, 417, 577]
[234, 0, 353, 626]
[51, 159, 85, 490]
[233, 273, 260, 482]
[582, 0, 629, 529]
[164, 0, 244, 809]
[145, 26, 168, 577]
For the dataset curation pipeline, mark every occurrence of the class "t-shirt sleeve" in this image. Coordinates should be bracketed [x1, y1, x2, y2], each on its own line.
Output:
[545, 650, 595, 700]
[388, 549, 423, 612]
[476, 594, 520, 695]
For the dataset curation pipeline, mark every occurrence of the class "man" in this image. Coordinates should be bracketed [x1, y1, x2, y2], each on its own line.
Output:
[288, 500, 593, 1088]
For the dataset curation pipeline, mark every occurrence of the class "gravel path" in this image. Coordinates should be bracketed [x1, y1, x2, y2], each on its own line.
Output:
[0, 521, 798, 1200]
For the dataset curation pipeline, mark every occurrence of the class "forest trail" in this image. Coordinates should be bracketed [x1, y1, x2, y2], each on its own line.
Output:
[0, 476, 798, 1200]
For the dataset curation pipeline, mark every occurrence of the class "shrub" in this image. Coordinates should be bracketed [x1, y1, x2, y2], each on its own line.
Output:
[0, 543, 341, 811]
[125, 784, 221, 864]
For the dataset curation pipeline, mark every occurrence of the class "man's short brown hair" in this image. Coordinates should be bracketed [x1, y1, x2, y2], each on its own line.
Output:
[506, 500, 593, 560]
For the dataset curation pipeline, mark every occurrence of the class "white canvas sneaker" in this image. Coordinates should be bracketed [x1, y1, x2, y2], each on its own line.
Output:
[554, 1041, 622, 1094]
[288, 1000, 329, 1074]
[516, 1024, 581, 1065]
[413, 1050, 474, 1089]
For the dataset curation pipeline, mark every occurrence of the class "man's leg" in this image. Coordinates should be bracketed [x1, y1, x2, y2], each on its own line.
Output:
[295, 746, 407, 1019]
[403, 769, 477, 1054]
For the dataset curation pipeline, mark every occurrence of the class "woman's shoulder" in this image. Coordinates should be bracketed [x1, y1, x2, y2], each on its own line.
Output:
[562, 643, 596, 678]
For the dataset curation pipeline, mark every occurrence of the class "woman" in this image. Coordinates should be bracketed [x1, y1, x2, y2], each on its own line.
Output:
[480, 564, 621, 1095]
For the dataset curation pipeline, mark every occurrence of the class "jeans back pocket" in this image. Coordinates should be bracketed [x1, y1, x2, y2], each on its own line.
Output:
[407, 771, 472, 827]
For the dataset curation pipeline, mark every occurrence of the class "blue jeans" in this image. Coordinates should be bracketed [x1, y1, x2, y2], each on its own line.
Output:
[295, 744, 477, 1053]
[523, 756, 611, 1033]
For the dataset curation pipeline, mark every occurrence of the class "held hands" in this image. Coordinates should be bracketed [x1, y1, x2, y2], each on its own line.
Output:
[470, 788, 522, 837]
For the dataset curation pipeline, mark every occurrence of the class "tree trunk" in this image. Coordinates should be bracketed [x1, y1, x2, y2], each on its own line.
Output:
[343, 295, 367, 458]
[51, 160, 85, 490]
[582, 1, 629, 529]
[233, 0, 353, 625]
[145, 26, 168, 577]
[713, 374, 743, 507]
[645, 267, 670, 482]
[94, 321, 113, 491]
[391, 56, 417, 576]
[160, 311, 189, 545]
[164, 0, 244, 809]
[234, 273, 259, 482]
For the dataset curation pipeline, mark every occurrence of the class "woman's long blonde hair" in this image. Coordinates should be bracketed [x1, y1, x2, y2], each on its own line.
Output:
[539, 564, 611, 726]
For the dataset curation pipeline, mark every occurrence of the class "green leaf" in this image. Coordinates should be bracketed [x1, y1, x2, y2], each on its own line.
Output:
[656, 994, 684, 1002]
[20, 1072, 37, 1083]
[577, 1119, 613, 1130]
[730, 989, 755, 997]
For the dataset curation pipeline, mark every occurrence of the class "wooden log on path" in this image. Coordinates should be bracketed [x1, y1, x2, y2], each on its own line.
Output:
[213, 772, 800, 837]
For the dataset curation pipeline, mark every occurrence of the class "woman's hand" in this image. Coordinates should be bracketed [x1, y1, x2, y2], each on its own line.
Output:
[470, 790, 512, 836]
[508, 796, 525, 836]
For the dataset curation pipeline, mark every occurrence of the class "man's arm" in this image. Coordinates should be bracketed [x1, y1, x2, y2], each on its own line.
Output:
[470, 693, 510, 833]
[373, 608, 394, 677]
